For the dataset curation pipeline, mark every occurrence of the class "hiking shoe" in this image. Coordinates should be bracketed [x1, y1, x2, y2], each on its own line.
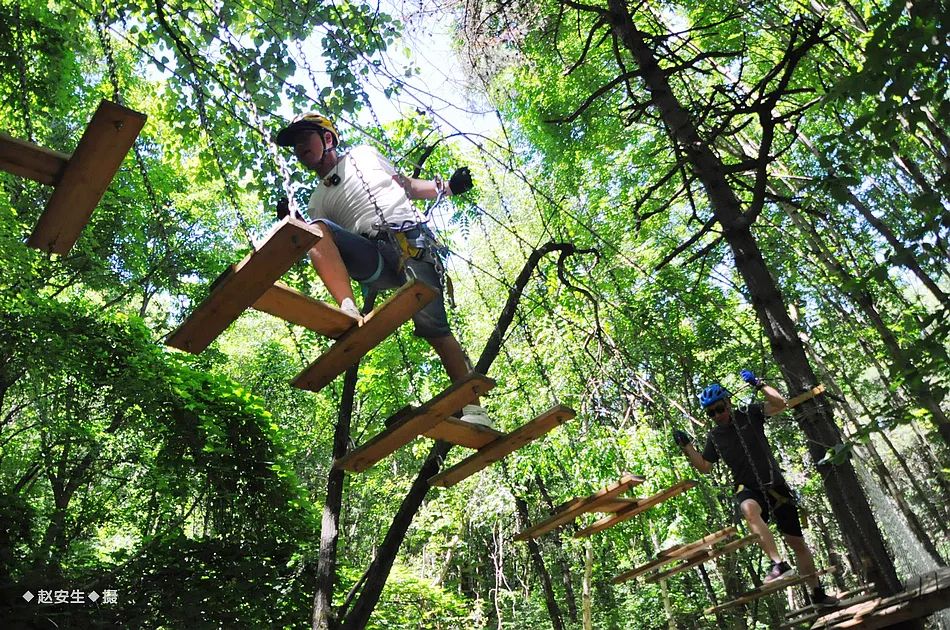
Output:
[810, 587, 839, 608]
[460, 404, 494, 429]
[764, 561, 795, 583]
[339, 297, 361, 319]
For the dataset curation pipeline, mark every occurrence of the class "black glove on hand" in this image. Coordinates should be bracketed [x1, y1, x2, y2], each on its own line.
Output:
[448, 166, 473, 196]
[276, 196, 290, 221]
[672, 429, 693, 448]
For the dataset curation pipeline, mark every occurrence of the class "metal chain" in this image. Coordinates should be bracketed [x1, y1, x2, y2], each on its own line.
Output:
[193, 90, 257, 251]
[14, 0, 34, 141]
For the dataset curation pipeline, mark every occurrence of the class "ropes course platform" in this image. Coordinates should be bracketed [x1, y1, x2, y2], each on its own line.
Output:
[428, 405, 576, 488]
[797, 568, 950, 629]
[0, 100, 146, 255]
[780, 583, 878, 629]
[612, 526, 757, 585]
[573, 479, 697, 538]
[514, 474, 647, 541]
[704, 566, 838, 615]
[292, 280, 437, 392]
[335, 374, 496, 472]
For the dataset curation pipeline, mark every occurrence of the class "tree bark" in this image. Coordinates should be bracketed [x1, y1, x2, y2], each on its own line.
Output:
[605, 0, 902, 594]
[514, 495, 566, 630]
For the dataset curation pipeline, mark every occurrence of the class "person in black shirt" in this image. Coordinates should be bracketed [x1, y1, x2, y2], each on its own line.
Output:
[673, 370, 838, 607]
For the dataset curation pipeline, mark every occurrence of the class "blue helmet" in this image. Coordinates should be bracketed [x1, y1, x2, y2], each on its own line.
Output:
[699, 383, 731, 408]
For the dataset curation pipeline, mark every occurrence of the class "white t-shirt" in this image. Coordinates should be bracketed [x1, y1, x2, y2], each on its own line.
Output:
[305, 145, 418, 235]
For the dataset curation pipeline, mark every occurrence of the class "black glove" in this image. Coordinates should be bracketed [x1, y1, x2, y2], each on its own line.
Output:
[672, 429, 693, 448]
[276, 196, 290, 221]
[448, 166, 473, 196]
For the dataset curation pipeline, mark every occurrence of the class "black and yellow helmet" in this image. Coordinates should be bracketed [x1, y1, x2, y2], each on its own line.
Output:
[275, 112, 340, 147]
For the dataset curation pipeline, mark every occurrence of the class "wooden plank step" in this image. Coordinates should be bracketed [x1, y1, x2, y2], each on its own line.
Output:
[659, 525, 739, 559]
[252, 281, 358, 338]
[779, 591, 880, 629]
[423, 417, 506, 449]
[646, 534, 759, 583]
[0, 132, 69, 185]
[167, 216, 322, 353]
[611, 526, 737, 585]
[816, 568, 950, 629]
[27, 100, 147, 254]
[514, 474, 647, 541]
[429, 405, 576, 488]
[574, 480, 697, 538]
[612, 554, 681, 585]
[292, 279, 438, 392]
[597, 498, 640, 513]
[335, 374, 496, 472]
[704, 566, 838, 615]
[783, 584, 876, 622]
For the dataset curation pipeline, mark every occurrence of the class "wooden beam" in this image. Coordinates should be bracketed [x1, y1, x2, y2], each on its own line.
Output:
[252, 281, 358, 338]
[514, 474, 647, 541]
[574, 480, 697, 538]
[646, 534, 759, 583]
[429, 405, 576, 488]
[334, 374, 496, 472]
[0, 132, 69, 185]
[166, 217, 322, 353]
[787, 384, 826, 409]
[292, 279, 438, 392]
[423, 417, 506, 449]
[704, 567, 837, 615]
[27, 100, 147, 254]
[659, 525, 738, 559]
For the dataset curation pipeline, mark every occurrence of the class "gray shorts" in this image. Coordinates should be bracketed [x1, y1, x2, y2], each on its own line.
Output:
[315, 219, 451, 339]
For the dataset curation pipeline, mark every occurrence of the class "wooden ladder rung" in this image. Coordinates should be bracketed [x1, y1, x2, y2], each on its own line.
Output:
[612, 554, 680, 585]
[292, 279, 438, 392]
[335, 374, 496, 472]
[574, 480, 697, 538]
[514, 474, 646, 541]
[423, 417, 506, 449]
[26, 100, 146, 254]
[0, 132, 69, 185]
[429, 405, 576, 488]
[646, 534, 759, 583]
[166, 216, 322, 353]
[252, 281, 358, 338]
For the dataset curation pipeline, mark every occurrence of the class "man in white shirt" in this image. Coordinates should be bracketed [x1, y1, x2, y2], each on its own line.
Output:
[276, 113, 492, 427]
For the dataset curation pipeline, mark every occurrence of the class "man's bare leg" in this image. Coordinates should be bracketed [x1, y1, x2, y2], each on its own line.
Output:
[308, 221, 355, 305]
[740, 499, 784, 563]
[785, 534, 820, 588]
[427, 334, 472, 383]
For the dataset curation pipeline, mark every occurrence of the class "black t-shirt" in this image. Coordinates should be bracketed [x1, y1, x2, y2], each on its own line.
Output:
[702, 403, 785, 489]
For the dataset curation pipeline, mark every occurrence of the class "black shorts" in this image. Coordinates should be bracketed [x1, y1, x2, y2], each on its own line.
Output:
[735, 484, 804, 537]
[316, 219, 451, 339]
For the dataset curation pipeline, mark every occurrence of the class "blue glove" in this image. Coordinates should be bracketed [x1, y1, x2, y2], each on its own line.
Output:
[740, 369, 763, 388]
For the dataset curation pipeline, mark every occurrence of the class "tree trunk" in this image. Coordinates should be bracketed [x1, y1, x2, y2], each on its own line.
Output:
[514, 495, 566, 630]
[312, 293, 377, 630]
[605, 0, 901, 594]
